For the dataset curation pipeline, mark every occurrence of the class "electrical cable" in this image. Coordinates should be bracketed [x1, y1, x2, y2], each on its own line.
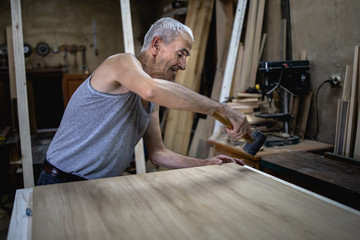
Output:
[314, 79, 333, 140]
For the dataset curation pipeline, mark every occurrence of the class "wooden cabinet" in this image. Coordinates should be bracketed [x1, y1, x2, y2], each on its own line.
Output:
[62, 74, 89, 107]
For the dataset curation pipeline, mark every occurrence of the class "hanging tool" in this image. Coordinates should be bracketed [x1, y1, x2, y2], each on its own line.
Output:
[211, 111, 266, 156]
[79, 45, 89, 74]
[61, 45, 69, 73]
[36, 42, 50, 56]
[70, 44, 78, 73]
[23, 43, 32, 57]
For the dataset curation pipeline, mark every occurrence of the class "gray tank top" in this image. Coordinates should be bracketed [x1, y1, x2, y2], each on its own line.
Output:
[46, 75, 154, 179]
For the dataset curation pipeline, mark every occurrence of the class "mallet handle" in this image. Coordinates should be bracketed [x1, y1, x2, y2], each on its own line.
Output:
[211, 112, 254, 143]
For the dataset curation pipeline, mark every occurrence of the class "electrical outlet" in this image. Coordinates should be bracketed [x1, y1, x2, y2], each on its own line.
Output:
[330, 74, 341, 87]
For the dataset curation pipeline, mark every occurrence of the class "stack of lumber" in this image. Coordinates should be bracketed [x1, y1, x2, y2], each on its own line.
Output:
[227, 93, 262, 114]
[334, 46, 360, 159]
[227, 93, 282, 137]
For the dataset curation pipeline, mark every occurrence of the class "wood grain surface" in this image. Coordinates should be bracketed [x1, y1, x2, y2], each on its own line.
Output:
[32, 164, 360, 240]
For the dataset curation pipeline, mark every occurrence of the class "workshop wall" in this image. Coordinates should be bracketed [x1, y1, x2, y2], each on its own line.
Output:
[0, 0, 163, 73]
[263, 0, 360, 144]
[1, 0, 358, 145]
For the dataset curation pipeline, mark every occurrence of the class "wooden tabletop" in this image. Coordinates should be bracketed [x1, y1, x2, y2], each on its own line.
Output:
[9, 163, 360, 239]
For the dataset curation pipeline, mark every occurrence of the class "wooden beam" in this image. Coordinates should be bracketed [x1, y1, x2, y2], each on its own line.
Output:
[213, 0, 247, 134]
[120, 0, 146, 174]
[10, 0, 34, 188]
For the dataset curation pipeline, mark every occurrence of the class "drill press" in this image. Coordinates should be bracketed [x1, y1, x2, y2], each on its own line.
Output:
[256, 60, 310, 147]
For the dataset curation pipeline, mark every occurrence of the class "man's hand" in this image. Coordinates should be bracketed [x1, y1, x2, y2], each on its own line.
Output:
[204, 155, 245, 166]
[223, 108, 252, 139]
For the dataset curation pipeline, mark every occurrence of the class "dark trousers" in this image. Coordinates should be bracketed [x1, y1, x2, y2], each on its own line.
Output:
[36, 161, 86, 186]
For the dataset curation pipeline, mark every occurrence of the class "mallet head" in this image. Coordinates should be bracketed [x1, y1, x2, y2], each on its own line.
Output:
[243, 130, 266, 156]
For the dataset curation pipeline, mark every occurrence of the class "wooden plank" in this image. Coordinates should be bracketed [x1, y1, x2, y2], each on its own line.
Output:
[164, 0, 214, 155]
[258, 33, 267, 62]
[238, 0, 257, 92]
[354, 52, 360, 159]
[10, 0, 34, 188]
[30, 163, 360, 239]
[334, 65, 352, 155]
[231, 43, 244, 95]
[334, 99, 342, 154]
[345, 46, 359, 157]
[213, 0, 248, 134]
[249, 0, 265, 88]
[342, 65, 352, 99]
[7, 188, 33, 240]
[295, 91, 313, 139]
[120, 0, 146, 174]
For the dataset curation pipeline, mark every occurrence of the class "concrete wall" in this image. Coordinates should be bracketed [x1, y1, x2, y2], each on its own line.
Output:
[0, 0, 163, 73]
[263, 0, 360, 144]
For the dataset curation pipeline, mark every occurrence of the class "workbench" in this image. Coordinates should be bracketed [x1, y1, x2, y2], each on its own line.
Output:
[8, 163, 360, 239]
[260, 151, 360, 211]
[208, 138, 333, 169]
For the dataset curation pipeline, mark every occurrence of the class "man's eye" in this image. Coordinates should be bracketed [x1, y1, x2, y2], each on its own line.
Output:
[178, 53, 183, 58]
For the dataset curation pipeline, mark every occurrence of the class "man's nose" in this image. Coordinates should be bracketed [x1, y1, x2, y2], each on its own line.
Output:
[179, 58, 186, 70]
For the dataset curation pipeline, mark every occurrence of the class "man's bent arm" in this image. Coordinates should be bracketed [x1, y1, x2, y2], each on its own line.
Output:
[143, 106, 245, 168]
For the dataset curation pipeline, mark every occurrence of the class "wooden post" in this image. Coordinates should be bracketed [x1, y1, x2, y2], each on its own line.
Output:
[213, 0, 247, 134]
[120, 0, 146, 174]
[10, 0, 34, 188]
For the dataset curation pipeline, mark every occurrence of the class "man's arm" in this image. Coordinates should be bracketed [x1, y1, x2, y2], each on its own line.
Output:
[92, 53, 251, 138]
[143, 105, 245, 168]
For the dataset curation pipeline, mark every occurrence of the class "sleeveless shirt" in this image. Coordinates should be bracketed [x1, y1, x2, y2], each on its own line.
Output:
[46, 75, 154, 179]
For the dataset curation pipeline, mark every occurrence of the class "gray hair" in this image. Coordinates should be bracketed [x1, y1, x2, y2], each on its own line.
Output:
[141, 17, 194, 52]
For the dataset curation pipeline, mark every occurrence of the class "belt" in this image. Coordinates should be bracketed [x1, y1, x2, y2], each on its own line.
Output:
[43, 160, 85, 182]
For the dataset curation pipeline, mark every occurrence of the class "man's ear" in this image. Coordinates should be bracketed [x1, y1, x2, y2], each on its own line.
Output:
[151, 36, 162, 56]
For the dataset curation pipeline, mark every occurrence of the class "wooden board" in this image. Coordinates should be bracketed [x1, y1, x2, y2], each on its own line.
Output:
[28, 163, 360, 239]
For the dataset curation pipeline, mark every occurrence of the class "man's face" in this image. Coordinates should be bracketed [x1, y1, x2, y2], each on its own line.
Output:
[153, 33, 192, 81]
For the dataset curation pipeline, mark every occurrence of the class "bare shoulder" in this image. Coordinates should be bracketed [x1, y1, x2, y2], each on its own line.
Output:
[91, 53, 143, 94]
